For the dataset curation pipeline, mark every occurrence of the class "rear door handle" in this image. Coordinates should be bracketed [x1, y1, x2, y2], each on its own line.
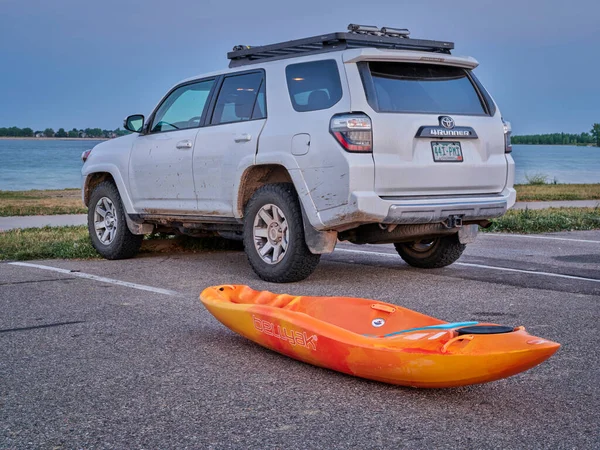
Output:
[176, 140, 193, 149]
[234, 133, 252, 143]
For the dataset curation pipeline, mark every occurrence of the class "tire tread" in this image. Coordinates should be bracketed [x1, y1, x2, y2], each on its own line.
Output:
[243, 183, 320, 283]
[394, 234, 465, 269]
[88, 181, 143, 260]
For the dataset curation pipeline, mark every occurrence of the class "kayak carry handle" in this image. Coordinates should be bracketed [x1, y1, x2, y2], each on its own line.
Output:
[442, 335, 474, 353]
[371, 304, 396, 313]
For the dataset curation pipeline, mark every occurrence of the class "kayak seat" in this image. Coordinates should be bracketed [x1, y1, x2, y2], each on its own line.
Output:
[457, 325, 514, 335]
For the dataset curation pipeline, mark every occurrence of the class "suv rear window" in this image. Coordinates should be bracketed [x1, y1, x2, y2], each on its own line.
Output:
[285, 60, 342, 112]
[364, 62, 486, 115]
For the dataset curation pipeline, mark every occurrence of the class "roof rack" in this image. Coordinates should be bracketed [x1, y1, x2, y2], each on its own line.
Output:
[228, 24, 454, 68]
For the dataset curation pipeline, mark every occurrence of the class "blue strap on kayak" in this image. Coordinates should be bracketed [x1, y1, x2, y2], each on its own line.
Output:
[376, 321, 479, 338]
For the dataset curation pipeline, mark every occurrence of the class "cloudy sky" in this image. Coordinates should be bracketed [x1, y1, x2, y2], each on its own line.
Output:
[0, 0, 598, 134]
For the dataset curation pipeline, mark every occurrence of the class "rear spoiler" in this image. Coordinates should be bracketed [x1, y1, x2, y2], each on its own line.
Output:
[342, 48, 479, 69]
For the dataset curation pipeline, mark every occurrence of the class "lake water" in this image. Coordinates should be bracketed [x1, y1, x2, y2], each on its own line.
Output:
[0, 140, 598, 191]
[0, 139, 103, 191]
[511, 145, 600, 184]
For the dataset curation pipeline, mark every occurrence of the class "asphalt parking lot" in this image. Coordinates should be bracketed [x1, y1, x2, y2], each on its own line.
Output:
[1, 231, 599, 449]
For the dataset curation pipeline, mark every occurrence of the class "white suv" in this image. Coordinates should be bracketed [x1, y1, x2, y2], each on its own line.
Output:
[81, 24, 515, 282]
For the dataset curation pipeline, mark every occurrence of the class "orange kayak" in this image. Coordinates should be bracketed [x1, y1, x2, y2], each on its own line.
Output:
[200, 285, 560, 388]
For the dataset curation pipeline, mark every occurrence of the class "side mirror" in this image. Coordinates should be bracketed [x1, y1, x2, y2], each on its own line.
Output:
[124, 114, 145, 133]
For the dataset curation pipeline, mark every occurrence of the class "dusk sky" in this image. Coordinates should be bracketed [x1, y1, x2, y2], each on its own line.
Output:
[0, 0, 598, 135]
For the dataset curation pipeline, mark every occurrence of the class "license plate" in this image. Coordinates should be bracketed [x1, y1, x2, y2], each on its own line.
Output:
[431, 141, 463, 162]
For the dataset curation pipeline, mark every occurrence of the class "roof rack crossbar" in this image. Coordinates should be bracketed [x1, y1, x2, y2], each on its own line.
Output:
[228, 29, 453, 67]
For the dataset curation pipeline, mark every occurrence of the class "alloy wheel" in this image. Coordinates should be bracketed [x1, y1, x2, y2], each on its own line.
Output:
[409, 239, 437, 252]
[252, 203, 289, 264]
[94, 197, 118, 245]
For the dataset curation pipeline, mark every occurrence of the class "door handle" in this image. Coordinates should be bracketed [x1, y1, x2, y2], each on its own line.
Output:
[234, 133, 252, 143]
[176, 140, 193, 149]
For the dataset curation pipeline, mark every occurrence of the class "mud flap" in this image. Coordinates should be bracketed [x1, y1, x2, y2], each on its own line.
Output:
[125, 214, 154, 235]
[300, 206, 337, 254]
[458, 224, 478, 244]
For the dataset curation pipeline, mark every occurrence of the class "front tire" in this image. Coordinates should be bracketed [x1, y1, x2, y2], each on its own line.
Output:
[394, 234, 465, 269]
[243, 183, 320, 283]
[88, 181, 143, 260]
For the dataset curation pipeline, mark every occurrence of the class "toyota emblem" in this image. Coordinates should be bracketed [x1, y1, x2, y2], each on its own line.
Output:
[440, 116, 455, 129]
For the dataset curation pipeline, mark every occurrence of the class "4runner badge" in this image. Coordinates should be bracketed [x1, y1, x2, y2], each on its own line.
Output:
[415, 122, 478, 139]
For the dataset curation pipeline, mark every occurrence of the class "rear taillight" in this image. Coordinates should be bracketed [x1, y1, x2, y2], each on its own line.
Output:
[503, 119, 512, 154]
[81, 149, 92, 162]
[330, 113, 372, 153]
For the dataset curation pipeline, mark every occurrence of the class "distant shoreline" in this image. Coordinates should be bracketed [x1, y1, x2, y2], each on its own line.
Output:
[0, 137, 109, 141]
[514, 143, 597, 148]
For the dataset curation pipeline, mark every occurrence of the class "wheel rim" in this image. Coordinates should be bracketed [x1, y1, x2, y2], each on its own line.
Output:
[409, 239, 437, 253]
[94, 197, 118, 245]
[253, 203, 289, 265]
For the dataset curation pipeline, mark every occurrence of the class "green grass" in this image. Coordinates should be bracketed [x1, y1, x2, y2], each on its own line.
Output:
[0, 189, 87, 216]
[0, 227, 244, 261]
[523, 173, 555, 185]
[0, 226, 99, 260]
[515, 184, 600, 202]
[483, 207, 600, 234]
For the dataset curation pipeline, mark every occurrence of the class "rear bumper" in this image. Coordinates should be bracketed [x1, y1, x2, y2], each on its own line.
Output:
[317, 187, 516, 230]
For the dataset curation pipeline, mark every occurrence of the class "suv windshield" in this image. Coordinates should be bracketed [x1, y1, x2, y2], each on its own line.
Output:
[364, 62, 486, 115]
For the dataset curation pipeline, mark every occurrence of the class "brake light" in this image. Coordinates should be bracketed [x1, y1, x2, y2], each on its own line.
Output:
[330, 113, 372, 152]
[81, 149, 92, 162]
[502, 119, 512, 154]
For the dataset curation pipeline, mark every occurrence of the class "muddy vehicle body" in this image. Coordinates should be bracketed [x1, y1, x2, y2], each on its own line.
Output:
[82, 24, 515, 282]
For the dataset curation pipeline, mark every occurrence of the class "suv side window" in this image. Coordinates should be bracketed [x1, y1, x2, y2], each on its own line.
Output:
[151, 79, 215, 133]
[285, 60, 342, 112]
[211, 72, 264, 125]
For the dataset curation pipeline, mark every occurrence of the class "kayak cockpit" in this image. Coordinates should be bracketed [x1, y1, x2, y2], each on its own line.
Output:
[206, 285, 455, 337]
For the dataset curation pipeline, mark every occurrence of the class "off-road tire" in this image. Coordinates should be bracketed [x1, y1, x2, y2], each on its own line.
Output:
[243, 183, 320, 283]
[88, 181, 143, 260]
[394, 234, 465, 269]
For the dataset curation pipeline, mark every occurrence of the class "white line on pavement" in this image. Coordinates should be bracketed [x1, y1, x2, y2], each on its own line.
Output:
[8, 262, 182, 296]
[482, 234, 600, 244]
[333, 248, 600, 284]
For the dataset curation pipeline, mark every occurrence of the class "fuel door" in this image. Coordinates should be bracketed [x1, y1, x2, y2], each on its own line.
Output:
[291, 133, 311, 156]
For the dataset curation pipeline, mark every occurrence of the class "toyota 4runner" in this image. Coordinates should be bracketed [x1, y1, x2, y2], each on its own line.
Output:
[81, 24, 515, 282]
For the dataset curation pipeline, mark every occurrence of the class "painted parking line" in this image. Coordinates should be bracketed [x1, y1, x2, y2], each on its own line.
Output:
[333, 248, 600, 284]
[8, 262, 182, 296]
[482, 234, 600, 244]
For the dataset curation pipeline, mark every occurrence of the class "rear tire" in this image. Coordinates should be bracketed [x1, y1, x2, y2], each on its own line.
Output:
[394, 234, 465, 269]
[243, 183, 320, 283]
[88, 181, 143, 260]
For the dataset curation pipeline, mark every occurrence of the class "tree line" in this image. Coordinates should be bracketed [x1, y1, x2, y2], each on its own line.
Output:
[512, 124, 600, 146]
[0, 126, 129, 138]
